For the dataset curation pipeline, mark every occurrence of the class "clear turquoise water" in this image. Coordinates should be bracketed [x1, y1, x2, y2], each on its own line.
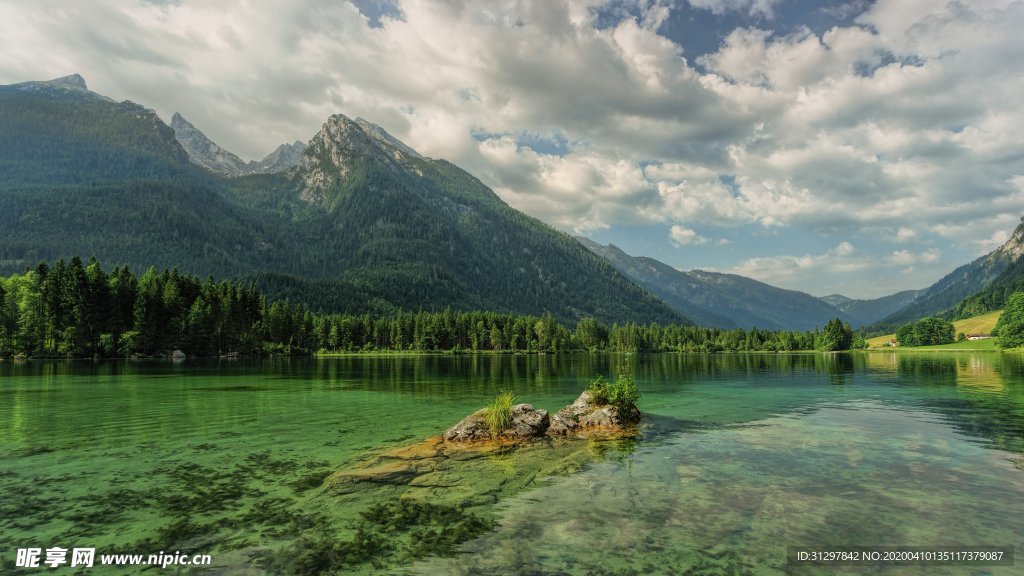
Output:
[1, 353, 1022, 574]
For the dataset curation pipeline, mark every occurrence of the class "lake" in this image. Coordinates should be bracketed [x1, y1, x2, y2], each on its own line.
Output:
[1, 352, 1022, 574]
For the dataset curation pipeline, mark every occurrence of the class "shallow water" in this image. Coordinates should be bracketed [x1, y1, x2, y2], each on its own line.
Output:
[1, 353, 1022, 574]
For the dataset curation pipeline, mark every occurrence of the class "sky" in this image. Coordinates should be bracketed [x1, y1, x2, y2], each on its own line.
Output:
[2, 0, 1023, 299]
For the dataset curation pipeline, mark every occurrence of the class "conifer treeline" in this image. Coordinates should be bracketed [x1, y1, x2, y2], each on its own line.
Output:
[0, 258, 850, 357]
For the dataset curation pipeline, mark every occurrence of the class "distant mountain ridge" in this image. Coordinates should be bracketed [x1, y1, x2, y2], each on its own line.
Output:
[578, 238, 859, 331]
[576, 240, 737, 328]
[818, 294, 852, 307]
[0, 74, 683, 325]
[818, 290, 922, 325]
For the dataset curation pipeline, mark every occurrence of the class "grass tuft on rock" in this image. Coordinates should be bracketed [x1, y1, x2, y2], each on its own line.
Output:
[484, 390, 516, 436]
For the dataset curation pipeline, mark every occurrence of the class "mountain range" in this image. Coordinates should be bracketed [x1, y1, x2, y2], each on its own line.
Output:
[818, 291, 922, 325]
[170, 112, 306, 177]
[578, 238, 864, 330]
[0, 75, 681, 325]
[578, 225, 1024, 332]
[3, 74, 1024, 331]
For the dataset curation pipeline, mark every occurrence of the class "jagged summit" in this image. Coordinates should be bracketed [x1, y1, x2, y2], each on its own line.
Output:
[170, 112, 305, 177]
[249, 140, 306, 174]
[308, 114, 420, 163]
[295, 113, 424, 204]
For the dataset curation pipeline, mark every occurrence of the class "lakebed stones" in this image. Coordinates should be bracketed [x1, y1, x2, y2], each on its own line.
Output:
[442, 403, 550, 442]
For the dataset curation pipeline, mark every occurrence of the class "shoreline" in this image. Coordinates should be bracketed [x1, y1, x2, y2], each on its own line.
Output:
[5, 348, 1020, 362]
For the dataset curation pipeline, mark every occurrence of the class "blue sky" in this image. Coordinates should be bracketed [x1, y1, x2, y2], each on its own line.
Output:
[2, 0, 1023, 298]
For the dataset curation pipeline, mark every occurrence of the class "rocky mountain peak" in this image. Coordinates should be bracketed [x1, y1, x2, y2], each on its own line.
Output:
[295, 113, 423, 205]
[249, 140, 306, 174]
[312, 114, 421, 163]
[10, 73, 111, 100]
[49, 73, 88, 91]
[170, 112, 305, 177]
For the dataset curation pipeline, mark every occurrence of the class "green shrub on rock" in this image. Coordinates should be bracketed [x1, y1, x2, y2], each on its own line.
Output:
[587, 375, 609, 405]
[609, 361, 640, 411]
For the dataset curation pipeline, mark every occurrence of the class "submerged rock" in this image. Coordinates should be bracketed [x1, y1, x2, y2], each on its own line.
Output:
[443, 404, 549, 443]
[326, 459, 437, 493]
[547, 390, 641, 436]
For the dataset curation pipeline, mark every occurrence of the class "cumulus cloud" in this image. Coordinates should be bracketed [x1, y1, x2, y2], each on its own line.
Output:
[0, 0, 1022, 296]
[671, 226, 706, 245]
[731, 242, 868, 282]
[669, 225, 729, 246]
[688, 0, 783, 19]
[894, 227, 917, 243]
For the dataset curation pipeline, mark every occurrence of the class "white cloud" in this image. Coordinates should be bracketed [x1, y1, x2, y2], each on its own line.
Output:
[731, 242, 868, 282]
[888, 247, 940, 266]
[895, 227, 917, 243]
[668, 225, 729, 246]
[889, 249, 915, 265]
[670, 226, 707, 245]
[688, 0, 783, 18]
[834, 241, 856, 256]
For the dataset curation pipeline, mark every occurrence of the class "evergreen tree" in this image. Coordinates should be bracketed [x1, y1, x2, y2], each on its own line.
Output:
[817, 318, 854, 351]
[995, 292, 1024, 349]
